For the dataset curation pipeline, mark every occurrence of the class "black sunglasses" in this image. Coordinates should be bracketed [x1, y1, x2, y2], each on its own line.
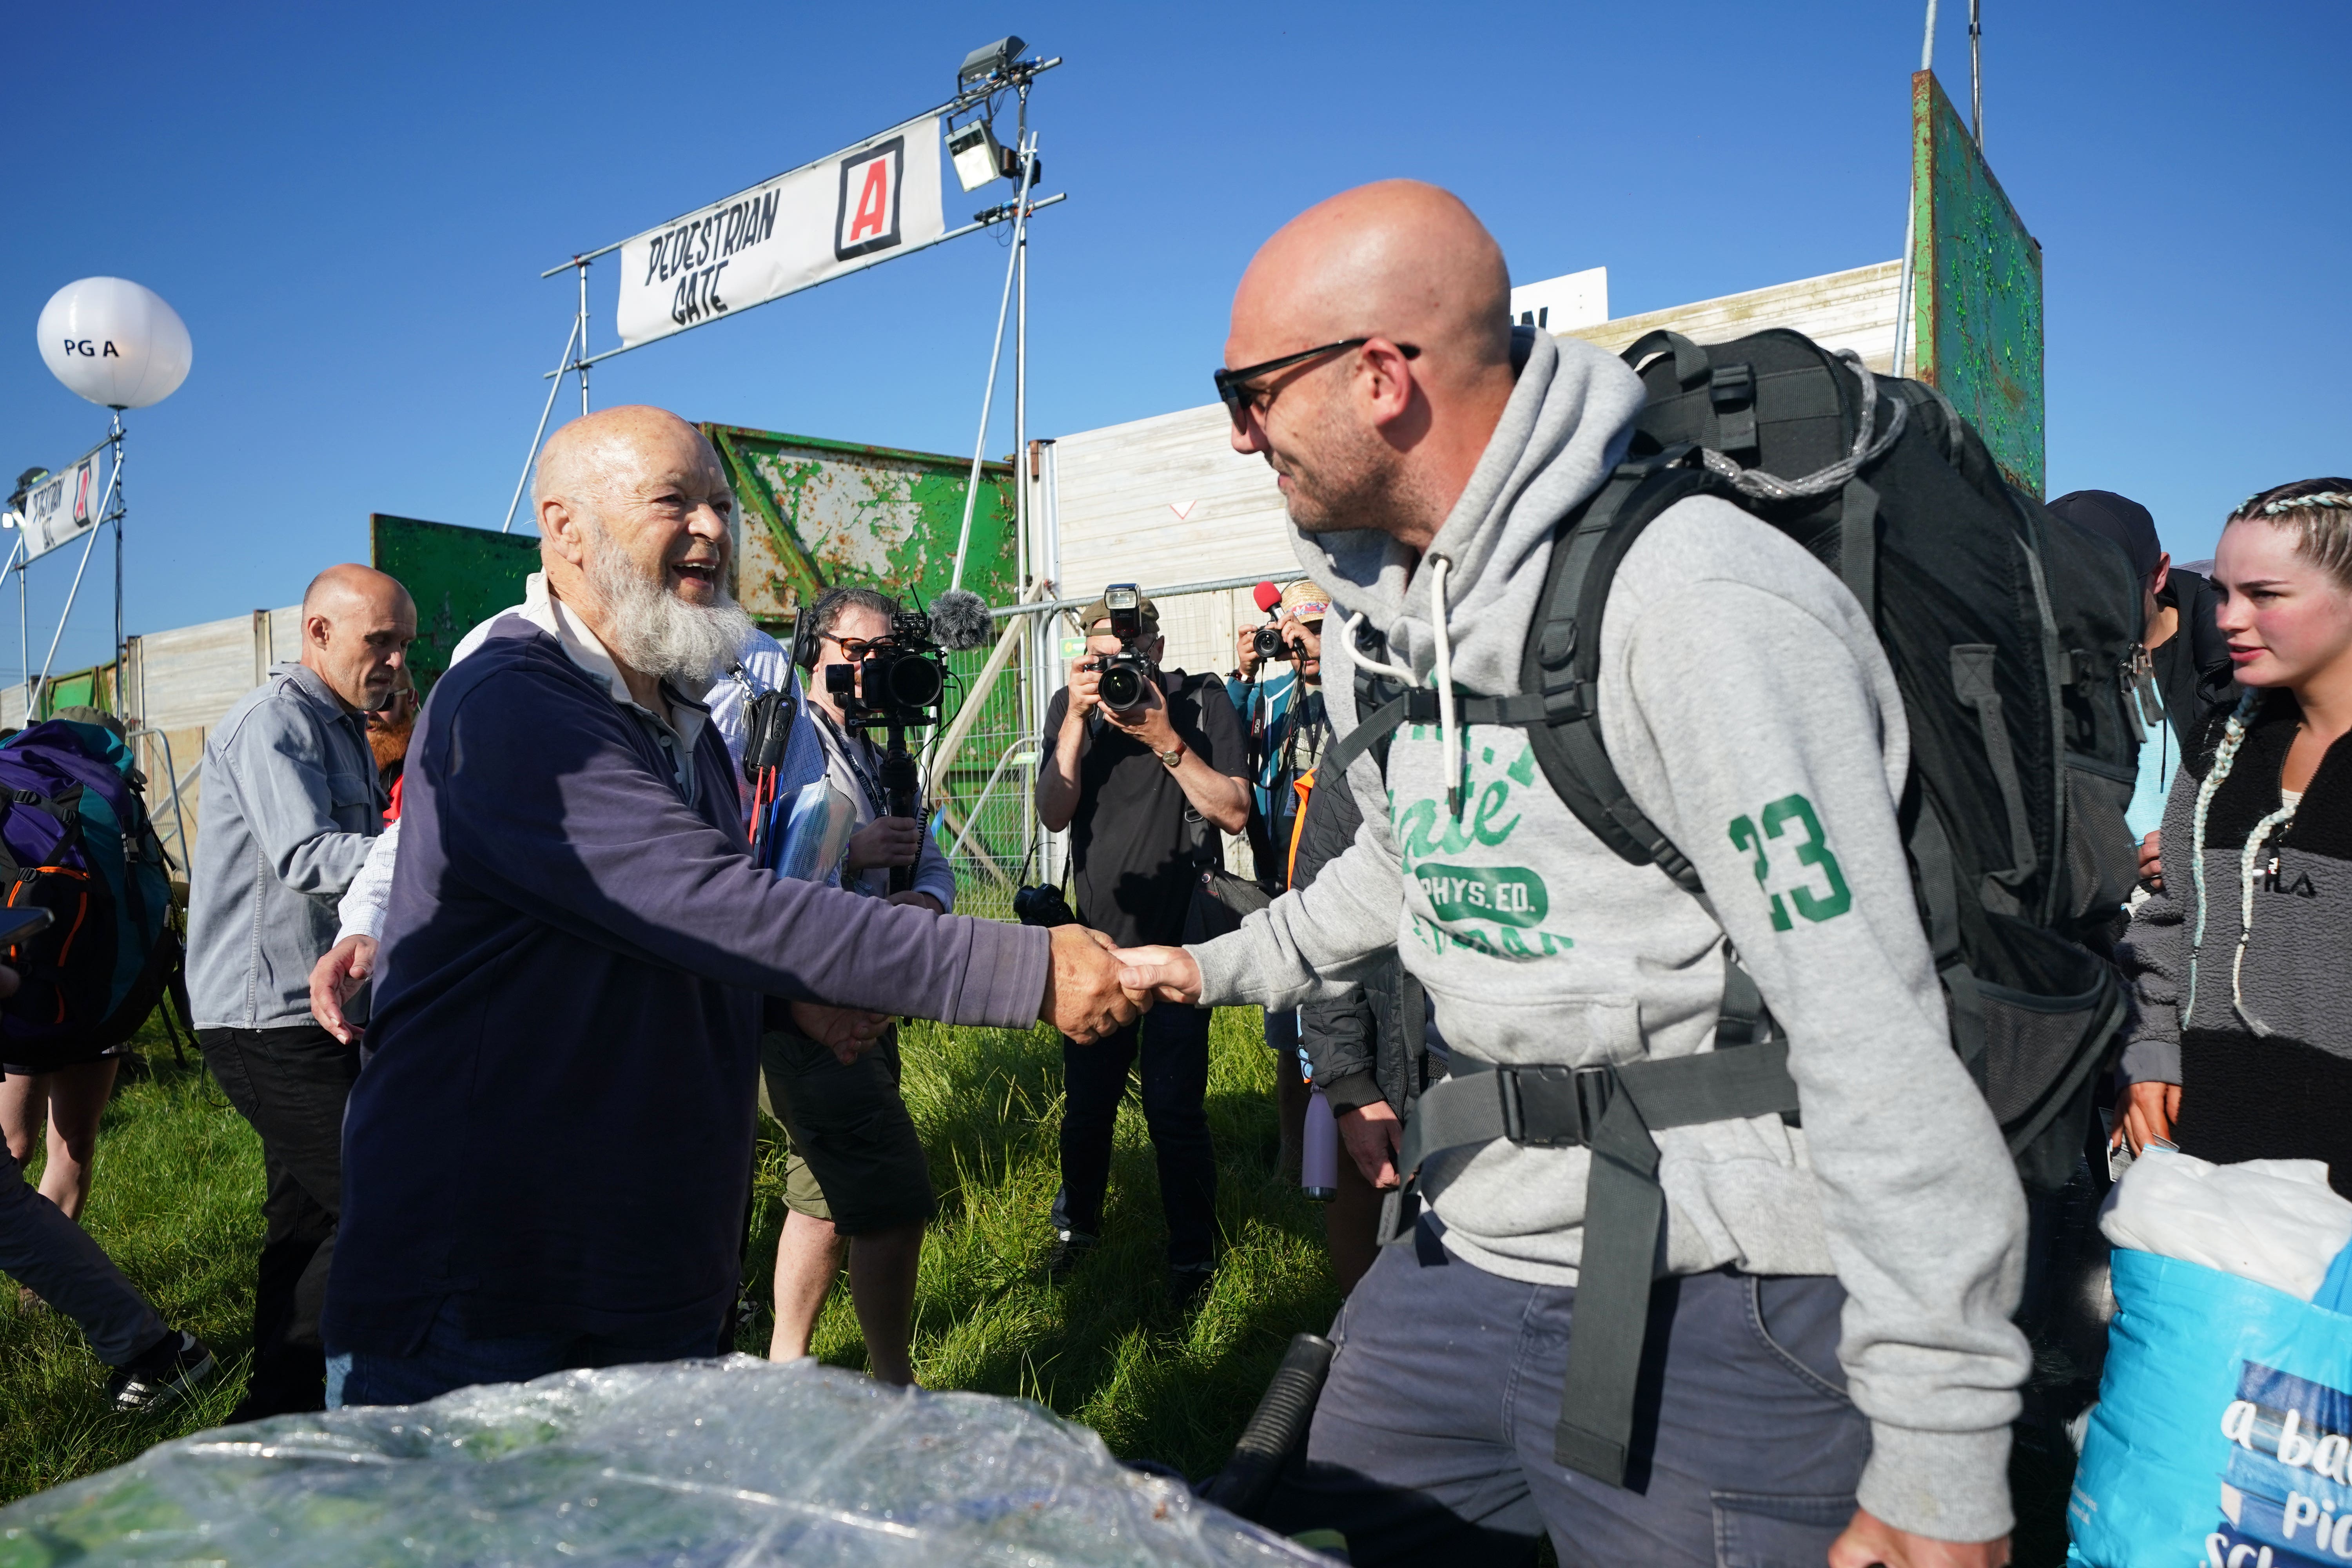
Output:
[1214, 338, 1420, 423]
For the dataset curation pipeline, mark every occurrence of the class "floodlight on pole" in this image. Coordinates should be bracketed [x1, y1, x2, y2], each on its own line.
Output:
[957, 36, 1024, 90]
[947, 119, 1008, 192]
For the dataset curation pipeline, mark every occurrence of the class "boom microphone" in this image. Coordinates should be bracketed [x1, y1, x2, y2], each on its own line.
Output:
[927, 588, 996, 652]
[1252, 581, 1283, 614]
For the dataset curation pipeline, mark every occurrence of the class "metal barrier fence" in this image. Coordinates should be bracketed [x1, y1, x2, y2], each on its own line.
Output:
[926, 577, 1288, 922]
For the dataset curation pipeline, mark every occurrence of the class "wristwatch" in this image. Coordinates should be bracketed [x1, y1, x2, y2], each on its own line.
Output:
[1156, 740, 1186, 769]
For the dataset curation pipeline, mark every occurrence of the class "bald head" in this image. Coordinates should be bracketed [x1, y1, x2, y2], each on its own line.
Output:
[1233, 181, 1512, 382]
[533, 405, 717, 514]
[1225, 181, 1518, 547]
[299, 564, 415, 713]
[302, 563, 408, 621]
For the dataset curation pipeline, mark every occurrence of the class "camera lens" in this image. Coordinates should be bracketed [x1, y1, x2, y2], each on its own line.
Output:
[885, 653, 944, 710]
[1100, 662, 1145, 712]
[1252, 626, 1285, 659]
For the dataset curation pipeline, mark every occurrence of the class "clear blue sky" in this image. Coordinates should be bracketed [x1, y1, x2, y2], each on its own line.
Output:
[4, 0, 2345, 678]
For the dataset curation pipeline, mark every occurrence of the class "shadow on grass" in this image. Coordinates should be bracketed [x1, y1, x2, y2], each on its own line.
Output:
[0, 1021, 260, 1504]
[735, 1006, 1345, 1480]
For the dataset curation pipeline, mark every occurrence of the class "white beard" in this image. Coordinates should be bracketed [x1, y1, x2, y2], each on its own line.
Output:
[581, 523, 753, 693]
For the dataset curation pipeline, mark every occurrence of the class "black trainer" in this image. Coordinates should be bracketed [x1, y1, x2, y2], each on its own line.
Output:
[1044, 1229, 1098, 1284]
[107, 1329, 217, 1415]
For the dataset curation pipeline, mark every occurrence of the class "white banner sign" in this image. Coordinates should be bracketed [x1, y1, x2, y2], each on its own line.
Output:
[616, 116, 946, 350]
[14, 445, 108, 563]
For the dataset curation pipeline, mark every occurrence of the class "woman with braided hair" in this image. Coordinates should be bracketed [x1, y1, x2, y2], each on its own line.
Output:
[2114, 477, 2352, 1194]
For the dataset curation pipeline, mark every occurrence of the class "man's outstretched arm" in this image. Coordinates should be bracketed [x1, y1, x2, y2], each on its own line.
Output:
[428, 666, 1143, 1042]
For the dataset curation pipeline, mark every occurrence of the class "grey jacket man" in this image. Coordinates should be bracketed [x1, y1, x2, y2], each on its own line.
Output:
[1191, 330, 2028, 1541]
[189, 661, 386, 1030]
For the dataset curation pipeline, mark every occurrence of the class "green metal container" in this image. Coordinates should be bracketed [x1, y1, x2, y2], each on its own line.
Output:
[701, 424, 1019, 620]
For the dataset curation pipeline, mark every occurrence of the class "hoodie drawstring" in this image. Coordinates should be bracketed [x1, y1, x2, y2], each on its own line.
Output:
[2230, 799, 2298, 1036]
[1428, 557, 1462, 818]
[1338, 554, 1464, 818]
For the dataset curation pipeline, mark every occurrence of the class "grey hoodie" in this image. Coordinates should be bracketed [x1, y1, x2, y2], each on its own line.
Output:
[1190, 330, 2029, 1541]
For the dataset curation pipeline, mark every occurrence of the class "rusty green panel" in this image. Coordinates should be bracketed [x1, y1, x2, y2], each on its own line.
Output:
[1911, 69, 2046, 496]
[701, 424, 1020, 624]
[38, 663, 115, 719]
[370, 514, 541, 695]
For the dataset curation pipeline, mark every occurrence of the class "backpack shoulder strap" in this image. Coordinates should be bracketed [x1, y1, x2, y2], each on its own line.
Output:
[1517, 452, 1721, 893]
[1324, 450, 1720, 887]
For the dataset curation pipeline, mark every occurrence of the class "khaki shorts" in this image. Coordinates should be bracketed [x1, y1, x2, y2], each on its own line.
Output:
[757, 1024, 936, 1236]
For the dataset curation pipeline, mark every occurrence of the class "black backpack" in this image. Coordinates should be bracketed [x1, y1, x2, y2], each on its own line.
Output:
[1347, 327, 2143, 1193]
[1618, 328, 2142, 1191]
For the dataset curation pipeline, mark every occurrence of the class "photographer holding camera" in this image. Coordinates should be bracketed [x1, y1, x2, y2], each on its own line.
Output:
[1035, 588, 1250, 1305]
[1228, 581, 1330, 1176]
[763, 585, 955, 1386]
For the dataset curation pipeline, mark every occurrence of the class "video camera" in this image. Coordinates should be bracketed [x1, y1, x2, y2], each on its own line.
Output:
[824, 608, 949, 733]
[1087, 584, 1157, 714]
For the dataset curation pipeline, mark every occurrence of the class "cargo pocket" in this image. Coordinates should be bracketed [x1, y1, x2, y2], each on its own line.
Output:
[1961, 915, 2127, 1191]
[2061, 753, 2139, 920]
[1711, 1490, 1856, 1568]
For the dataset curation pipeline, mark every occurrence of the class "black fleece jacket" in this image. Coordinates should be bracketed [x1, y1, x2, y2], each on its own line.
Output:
[1292, 763, 1441, 1117]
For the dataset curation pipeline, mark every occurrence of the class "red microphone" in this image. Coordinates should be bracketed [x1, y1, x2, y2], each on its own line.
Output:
[1252, 581, 1282, 614]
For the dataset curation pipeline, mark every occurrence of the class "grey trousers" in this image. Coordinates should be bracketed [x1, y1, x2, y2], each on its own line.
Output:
[1262, 1216, 1871, 1568]
[0, 1128, 165, 1365]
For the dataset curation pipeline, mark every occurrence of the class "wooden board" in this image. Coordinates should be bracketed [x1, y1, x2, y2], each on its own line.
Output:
[1559, 260, 1902, 372]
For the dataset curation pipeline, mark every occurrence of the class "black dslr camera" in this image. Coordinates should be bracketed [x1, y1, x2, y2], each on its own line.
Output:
[1088, 584, 1156, 714]
[1012, 882, 1076, 928]
[1251, 623, 1295, 662]
[824, 608, 948, 732]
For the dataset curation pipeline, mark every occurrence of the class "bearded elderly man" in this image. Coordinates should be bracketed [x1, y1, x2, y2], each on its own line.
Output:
[323, 406, 1137, 1405]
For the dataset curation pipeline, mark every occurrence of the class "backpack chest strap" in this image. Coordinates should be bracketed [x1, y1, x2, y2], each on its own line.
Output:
[1397, 1037, 1799, 1489]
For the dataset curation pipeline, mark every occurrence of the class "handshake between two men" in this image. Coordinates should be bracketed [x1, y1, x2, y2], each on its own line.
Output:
[791, 931, 1208, 1062]
[309, 919, 1170, 1063]
[792, 923, 1175, 1061]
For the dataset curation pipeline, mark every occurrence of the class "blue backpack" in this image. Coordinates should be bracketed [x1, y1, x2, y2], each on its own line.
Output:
[0, 719, 184, 1070]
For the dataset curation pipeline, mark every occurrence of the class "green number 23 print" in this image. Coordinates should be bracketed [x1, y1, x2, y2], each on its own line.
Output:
[1726, 792, 1853, 932]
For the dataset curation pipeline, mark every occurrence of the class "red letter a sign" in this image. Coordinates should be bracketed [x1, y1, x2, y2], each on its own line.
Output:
[834, 138, 904, 260]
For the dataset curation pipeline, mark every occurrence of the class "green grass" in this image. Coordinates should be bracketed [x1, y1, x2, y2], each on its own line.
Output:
[0, 1007, 2080, 1565]
[1, 1007, 1342, 1504]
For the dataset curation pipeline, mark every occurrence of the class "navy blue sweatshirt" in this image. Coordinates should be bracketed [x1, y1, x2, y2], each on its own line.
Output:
[324, 620, 1049, 1355]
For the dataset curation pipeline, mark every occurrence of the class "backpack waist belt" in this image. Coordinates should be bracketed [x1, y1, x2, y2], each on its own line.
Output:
[1397, 1038, 1801, 1488]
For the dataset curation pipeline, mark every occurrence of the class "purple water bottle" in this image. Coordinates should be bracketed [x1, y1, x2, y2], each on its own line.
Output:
[1302, 1087, 1338, 1202]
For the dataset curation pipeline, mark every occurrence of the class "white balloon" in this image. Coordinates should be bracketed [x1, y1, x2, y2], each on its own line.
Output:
[36, 278, 192, 410]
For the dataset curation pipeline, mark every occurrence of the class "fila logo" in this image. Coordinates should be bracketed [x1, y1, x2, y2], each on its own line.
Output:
[835, 137, 906, 261]
[2265, 864, 2320, 898]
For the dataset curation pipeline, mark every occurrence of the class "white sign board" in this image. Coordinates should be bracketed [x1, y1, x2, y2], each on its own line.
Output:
[14, 445, 109, 562]
[1509, 267, 1609, 332]
[616, 116, 946, 350]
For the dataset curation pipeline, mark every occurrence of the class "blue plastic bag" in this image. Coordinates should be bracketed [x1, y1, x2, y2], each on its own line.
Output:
[2071, 1248, 2352, 1566]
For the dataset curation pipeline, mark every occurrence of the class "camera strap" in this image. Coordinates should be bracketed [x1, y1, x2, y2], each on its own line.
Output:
[815, 708, 889, 822]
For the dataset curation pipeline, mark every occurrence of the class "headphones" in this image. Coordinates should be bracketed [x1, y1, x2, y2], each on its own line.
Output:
[791, 586, 852, 671]
[789, 606, 822, 672]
